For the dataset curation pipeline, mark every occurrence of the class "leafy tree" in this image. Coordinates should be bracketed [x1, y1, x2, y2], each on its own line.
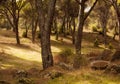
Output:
[73, 0, 98, 69]
[0, 0, 27, 44]
[109, 0, 120, 47]
[96, 0, 111, 46]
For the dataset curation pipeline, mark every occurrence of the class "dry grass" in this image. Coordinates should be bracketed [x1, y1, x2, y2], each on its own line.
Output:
[0, 29, 119, 84]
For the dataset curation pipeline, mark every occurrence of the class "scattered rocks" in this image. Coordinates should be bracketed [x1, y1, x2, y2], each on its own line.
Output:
[58, 62, 73, 70]
[14, 70, 28, 78]
[90, 60, 110, 70]
[40, 70, 62, 79]
[105, 64, 120, 74]
[16, 78, 33, 84]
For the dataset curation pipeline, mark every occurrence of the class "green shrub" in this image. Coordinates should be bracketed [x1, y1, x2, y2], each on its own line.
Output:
[92, 26, 98, 32]
[59, 48, 74, 63]
[22, 31, 27, 38]
[60, 48, 73, 57]
[108, 43, 113, 49]
[94, 39, 99, 47]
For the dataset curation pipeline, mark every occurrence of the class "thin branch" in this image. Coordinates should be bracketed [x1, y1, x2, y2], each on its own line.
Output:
[84, 0, 98, 20]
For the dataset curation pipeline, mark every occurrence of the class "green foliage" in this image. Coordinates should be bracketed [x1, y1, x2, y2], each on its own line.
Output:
[92, 26, 98, 32]
[94, 39, 99, 47]
[59, 48, 74, 63]
[60, 48, 73, 57]
[108, 43, 113, 49]
[22, 31, 27, 38]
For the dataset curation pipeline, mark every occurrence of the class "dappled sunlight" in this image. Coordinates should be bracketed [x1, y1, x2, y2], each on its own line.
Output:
[0, 44, 61, 63]
[1, 63, 14, 69]
[51, 46, 61, 53]
[3, 46, 42, 62]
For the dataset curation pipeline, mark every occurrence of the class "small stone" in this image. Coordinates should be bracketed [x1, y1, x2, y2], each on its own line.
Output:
[58, 62, 73, 70]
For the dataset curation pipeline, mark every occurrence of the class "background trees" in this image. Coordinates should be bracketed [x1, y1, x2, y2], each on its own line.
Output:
[0, 0, 27, 44]
[0, 0, 120, 70]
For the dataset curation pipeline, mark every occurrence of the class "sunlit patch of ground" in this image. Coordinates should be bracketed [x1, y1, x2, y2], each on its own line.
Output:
[0, 44, 61, 63]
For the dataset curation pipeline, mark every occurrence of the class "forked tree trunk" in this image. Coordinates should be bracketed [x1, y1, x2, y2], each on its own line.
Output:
[73, 0, 98, 69]
[73, 1, 85, 69]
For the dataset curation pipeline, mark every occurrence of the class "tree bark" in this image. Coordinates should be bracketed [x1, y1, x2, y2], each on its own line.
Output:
[72, 18, 76, 44]
[36, 0, 56, 69]
[73, 1, 85, 69]
[12, 0, 20, 44]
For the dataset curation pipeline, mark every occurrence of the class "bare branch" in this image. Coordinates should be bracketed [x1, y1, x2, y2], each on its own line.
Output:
[84, 0, 98, 20]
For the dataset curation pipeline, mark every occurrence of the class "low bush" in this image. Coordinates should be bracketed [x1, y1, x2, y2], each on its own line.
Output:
[59, 48, 74, 63]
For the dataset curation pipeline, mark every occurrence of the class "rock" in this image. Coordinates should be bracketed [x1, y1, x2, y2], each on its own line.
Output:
[50, 71, 62, 79]
[17, 78, 33, 84]
[105, 64, 120, 74]
[90, 60, 110, 70]
[15, 70, 28, 78]
[58, 62, 73, 70]
[111, 50, 120, 61]
[88, 57, 100, 61]
[40, 71, 62, 79]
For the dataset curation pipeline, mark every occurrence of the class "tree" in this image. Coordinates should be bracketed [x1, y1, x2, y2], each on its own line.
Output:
[109, 0, 120, 47]
[27, 0, 38, 43]
[1, 0, 27, 44]
[73, 0, 98, 69]
[36, 0, 56, 69]
[96, 0, 111, 47]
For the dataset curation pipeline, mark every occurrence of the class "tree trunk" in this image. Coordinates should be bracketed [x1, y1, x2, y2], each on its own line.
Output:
[73, 2, 85, 69]
[36, 0, 56, 69]
[72, 18, 76, 44]
[73, 0, 98, 69]
[15, 24, 20, 44]
[54, 17, 59, 40]
[32, 18, 38, 43]
[118, 17, 120, 47]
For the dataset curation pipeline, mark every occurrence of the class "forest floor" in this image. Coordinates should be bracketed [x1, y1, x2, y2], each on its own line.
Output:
[0, 29, 120, 84]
